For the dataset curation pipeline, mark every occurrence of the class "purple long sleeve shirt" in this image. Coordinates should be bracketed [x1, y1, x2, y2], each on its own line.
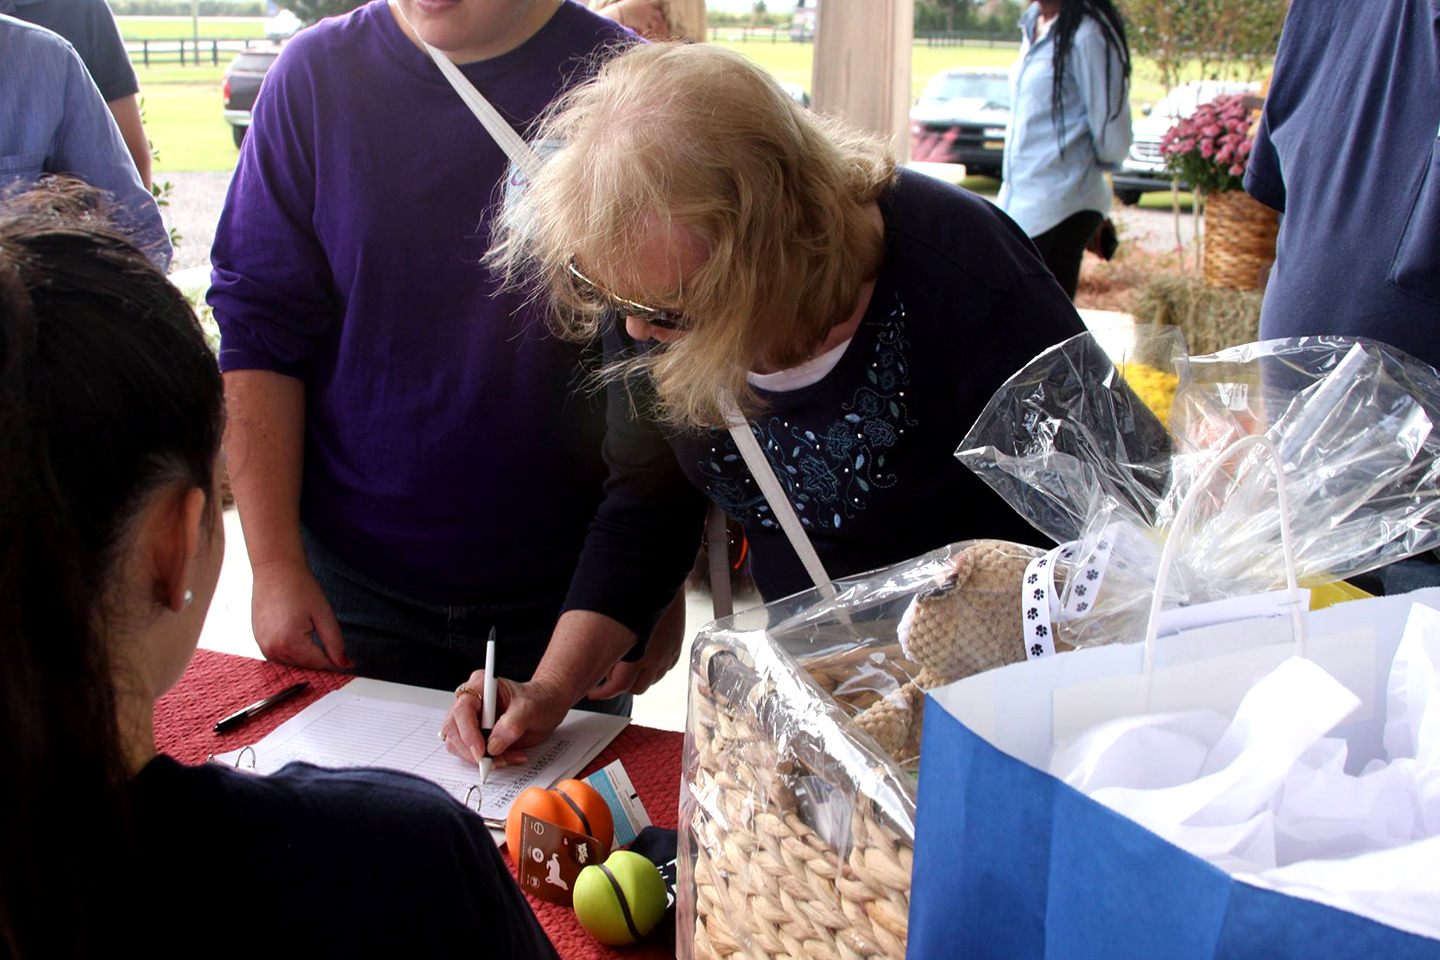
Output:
[210, 1, 631, 607]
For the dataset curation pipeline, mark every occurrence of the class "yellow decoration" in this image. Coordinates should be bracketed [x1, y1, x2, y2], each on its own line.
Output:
[1311, 581, 1372, 611]
[1117, 361, 1180, 427]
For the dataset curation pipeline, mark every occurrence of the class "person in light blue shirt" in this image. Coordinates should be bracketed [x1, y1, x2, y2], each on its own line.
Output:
[998, 0, 1130, 299]
[0, 14, 169, 271]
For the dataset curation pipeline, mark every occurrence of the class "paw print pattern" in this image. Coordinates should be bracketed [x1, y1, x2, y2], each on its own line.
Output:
[1027, 607, 1039, 620]
[1034, 624, 1048, 638]
[1033, 589, 1044, 601]
[1038, 558, 1048, 568]
[1076, 585, 1088, 597]
[1086, 569, 1100, 581]
[1077, 601, 1089, 612]
[1030, 644, 1044, 657]
[1027, 573, 1039, 585]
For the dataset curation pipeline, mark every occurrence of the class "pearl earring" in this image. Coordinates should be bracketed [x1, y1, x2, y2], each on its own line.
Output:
[183, 589, 194, 607]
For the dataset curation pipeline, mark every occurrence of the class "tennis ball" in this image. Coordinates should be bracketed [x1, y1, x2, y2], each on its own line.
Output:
[504, 780, 615, 854]
[573, 851, 668, 946]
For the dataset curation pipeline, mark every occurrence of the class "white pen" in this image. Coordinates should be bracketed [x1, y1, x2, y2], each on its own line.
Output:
[479, 628, 497, 784]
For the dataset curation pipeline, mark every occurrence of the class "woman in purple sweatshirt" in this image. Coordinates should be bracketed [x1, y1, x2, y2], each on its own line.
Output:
[208, 2, 678, 711]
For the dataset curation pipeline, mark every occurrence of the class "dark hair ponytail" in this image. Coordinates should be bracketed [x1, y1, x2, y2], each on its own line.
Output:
[1049, 0, 1131, 153]
[0, 180, 224, 958]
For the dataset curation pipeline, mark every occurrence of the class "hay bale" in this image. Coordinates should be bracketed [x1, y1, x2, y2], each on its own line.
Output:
[1131, 272, 1263, 356]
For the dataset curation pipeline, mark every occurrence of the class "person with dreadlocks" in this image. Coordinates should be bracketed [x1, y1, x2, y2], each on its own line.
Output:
[998, 0, 1132, 299]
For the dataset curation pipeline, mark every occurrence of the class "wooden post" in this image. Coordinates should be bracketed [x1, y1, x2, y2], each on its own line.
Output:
[810, 0, 915, 163]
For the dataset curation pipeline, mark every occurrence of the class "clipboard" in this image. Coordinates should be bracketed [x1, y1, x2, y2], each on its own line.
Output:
[212, 677, 628, 845]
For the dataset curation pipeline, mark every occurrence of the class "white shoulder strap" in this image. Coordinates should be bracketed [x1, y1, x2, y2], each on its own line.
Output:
[395, 2, 544, 180]
[721, 396, 836, 601]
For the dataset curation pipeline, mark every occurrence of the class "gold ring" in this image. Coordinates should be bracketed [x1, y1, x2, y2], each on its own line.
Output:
[454, 686, 481, 702]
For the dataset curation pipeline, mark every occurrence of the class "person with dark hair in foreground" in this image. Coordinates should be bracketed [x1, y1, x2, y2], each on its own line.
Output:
[0, 182, 558, 959]
[998, 0, 1131, 299]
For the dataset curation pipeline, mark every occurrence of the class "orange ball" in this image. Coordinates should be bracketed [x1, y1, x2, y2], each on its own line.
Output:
[505, 779, 615, 854]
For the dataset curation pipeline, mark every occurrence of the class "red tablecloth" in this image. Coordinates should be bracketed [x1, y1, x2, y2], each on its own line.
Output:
[156, 649, 683, 960]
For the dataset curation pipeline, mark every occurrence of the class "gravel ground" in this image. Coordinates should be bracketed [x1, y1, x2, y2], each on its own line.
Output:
[161, 169, 235, 273]
[1111, 202, 1195, 255]
[162, 165, 1192, 274]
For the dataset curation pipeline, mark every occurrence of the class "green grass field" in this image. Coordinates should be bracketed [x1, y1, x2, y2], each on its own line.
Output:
[117, 16, 266, 40]
[133, 27, 1219, 174]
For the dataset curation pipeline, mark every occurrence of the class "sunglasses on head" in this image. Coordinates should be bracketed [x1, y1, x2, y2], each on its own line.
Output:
[565, 259, 689, 332]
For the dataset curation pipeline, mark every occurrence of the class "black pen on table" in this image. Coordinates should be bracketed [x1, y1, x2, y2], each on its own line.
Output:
[213, 681, 309, 733]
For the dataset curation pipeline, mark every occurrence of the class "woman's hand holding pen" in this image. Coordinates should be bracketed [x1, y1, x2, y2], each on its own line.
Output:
[441, 611, 638, 769]
[441, 673, 569, 768]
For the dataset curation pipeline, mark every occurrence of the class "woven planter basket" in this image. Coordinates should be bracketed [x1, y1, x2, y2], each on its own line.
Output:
[1202, 189, 1279, 291]
[678, 590, 925, 960]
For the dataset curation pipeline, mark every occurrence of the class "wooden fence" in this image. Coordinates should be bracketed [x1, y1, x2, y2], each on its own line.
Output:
[124, 36, 267, 67]
[707, 27, 1019, 47]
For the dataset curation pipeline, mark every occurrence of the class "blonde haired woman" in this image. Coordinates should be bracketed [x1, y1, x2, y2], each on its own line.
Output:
[444, 42, 1085, 761]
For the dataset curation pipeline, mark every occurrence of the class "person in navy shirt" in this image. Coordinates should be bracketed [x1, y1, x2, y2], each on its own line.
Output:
[1246, 0, 1440, 372]
[2, 0, 154, 188]
[1246, 0, 1440, 594]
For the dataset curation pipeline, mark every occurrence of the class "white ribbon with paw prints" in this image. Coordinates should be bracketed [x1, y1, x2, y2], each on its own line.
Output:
[1019, 433, 1307, 666]
[1018, 528, 1121, 660]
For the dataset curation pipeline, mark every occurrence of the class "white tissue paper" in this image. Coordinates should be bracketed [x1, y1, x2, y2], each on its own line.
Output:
[1048, 603, 1440, 940]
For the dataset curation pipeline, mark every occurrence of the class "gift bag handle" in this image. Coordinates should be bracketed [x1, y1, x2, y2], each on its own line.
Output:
[1144, 434, 1305, 671]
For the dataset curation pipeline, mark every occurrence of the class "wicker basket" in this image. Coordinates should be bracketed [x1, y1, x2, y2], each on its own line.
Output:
[1202, 189, 1279, 291]
[677, 564, 935, 960]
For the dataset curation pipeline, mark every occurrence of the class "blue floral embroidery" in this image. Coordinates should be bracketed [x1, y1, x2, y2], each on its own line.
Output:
[699, 296, 916, 531]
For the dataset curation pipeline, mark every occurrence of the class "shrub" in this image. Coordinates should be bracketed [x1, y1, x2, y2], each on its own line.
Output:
[1159, 93, 1255, 195]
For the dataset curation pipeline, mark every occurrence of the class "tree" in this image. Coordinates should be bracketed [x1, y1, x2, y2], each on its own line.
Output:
[287, 0, 366, 26]
[1120, 0, 1287, 263]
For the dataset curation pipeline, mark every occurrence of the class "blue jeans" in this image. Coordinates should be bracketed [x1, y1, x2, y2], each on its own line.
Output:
[302, 525, 631, 716]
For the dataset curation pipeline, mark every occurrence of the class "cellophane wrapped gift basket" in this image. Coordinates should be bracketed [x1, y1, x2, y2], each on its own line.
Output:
[679, 539, 1045, 960]
[678, 326, 1440, 960]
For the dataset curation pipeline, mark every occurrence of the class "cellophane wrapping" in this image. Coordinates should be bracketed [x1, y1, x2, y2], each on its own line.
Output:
[958, 327, 1440, 648]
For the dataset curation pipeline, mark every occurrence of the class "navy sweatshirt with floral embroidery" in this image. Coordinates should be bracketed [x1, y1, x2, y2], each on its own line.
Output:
[561, 169, 1087, 645]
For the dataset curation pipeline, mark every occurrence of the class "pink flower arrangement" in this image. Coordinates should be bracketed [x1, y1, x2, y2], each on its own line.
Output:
[1158, 93, 1255, 194]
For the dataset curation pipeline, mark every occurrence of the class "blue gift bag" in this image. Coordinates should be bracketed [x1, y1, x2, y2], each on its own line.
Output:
[907, 700, 1440, 960]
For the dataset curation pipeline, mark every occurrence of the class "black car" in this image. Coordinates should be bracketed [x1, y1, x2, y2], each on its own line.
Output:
[222, 44, 282, 148]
